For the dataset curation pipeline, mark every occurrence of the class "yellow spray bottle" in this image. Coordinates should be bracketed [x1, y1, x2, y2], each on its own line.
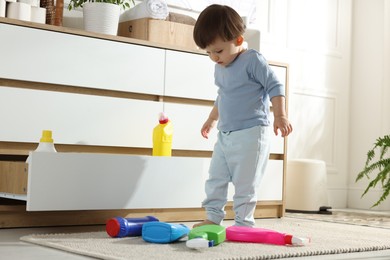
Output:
[152, 112, 173, 156]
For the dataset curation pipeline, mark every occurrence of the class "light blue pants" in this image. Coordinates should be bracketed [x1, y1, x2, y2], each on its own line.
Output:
[202, 125, 271, 227]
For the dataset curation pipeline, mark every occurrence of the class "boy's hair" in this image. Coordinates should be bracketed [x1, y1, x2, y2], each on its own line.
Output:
[193, 4, 246, 49]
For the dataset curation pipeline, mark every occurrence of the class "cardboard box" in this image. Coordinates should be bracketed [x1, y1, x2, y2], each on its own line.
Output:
[118, 18, 198, 51]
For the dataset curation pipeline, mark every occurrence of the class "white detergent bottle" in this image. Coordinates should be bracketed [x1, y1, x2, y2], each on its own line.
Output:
[35, 130, 57, 152]
[26, 130, 57, 163]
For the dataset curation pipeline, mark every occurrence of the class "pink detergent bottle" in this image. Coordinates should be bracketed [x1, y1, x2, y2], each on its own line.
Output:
[226, 226, 310, 246]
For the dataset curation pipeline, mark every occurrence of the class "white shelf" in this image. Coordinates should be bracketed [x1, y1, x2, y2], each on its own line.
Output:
[0, 193, 27, 201]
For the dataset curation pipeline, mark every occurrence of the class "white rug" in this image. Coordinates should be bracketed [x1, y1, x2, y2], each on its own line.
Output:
[286, 211, 390, 229]
[21, 217, 390, 260]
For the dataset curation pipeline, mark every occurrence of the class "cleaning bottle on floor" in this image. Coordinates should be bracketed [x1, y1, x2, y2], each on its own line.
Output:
[152, 112, 173, 156]
[106, 216, 159, 238]
[142, 222, 189, 243]
[186, 225, 226, 249]
[226, 226, 310, 246]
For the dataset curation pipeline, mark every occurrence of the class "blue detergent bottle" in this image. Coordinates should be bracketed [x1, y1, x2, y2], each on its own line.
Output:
[106, 216, 159, 238]
[142, 222, 190, 243]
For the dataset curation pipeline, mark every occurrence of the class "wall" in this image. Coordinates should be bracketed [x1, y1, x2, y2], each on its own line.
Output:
[347, 0, 390, 210]
[254, 0, 390, 210]
[253, 0, 352, 209]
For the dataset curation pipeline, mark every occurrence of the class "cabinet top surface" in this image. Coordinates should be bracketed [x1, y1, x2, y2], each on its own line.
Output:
[0, 17, 205, 55]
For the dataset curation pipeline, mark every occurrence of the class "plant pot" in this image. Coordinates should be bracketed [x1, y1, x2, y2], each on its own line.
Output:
[83, 2, 120, 35]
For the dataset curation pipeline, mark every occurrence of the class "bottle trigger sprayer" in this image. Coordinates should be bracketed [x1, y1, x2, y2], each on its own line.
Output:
[186, 225, 226, 249]
[152, 112, 173, 156]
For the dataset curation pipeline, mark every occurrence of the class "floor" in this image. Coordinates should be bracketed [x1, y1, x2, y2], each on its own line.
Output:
[2, 210, 390, 260]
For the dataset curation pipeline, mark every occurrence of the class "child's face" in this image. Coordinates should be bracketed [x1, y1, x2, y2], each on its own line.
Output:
[205, 37, 243, 67]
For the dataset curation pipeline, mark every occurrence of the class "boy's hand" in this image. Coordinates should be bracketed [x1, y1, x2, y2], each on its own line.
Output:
[201, 118, 216, 139]
[273, 116, 293, 137]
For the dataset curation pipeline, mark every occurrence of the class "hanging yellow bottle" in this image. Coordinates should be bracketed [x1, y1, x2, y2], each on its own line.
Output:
[153, 113, 173, 156]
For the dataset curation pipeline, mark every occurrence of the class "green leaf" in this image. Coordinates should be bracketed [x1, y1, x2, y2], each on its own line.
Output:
[356, 135, 390, 207]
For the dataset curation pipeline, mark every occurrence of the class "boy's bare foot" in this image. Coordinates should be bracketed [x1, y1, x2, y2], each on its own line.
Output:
[193, 219, 217, 228]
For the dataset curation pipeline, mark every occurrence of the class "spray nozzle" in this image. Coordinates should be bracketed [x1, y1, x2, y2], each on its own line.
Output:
[186, 238, 214, 249]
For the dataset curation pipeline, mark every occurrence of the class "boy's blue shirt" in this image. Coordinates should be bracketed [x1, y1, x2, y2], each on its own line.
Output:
[214, 49, 285, 132]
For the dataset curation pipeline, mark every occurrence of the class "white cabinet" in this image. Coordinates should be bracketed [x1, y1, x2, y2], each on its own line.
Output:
[0, 18, 287, 225]
[0, 23, 165, 95]
[227, 160, 284, 201]
[164, 102, 217, 151]
[269, 112, 285, 154]
[165, 50, 217, 100]
[257, 160, 284, 200]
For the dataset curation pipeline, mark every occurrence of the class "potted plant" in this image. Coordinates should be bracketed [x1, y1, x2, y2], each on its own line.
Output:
[68, 0, 135, 35]
[355, 135, 390, 207]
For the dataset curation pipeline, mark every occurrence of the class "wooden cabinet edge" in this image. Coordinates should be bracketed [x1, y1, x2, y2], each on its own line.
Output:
[0, 161, 27, 195]
[0, 17, 204, 55]
[0, 203, 283, 228]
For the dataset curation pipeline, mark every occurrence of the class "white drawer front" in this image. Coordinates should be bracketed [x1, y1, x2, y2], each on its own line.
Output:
[0, 87, 162, 147]
[0, 23, 165, 95]
[257, 160, 284, 200]
[165, 50, 217, 101]
[164, 103, 217, 151]
[269, 112, 286, 154]
[164, 102, 284, 153]
[27, 153, 211, 210]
